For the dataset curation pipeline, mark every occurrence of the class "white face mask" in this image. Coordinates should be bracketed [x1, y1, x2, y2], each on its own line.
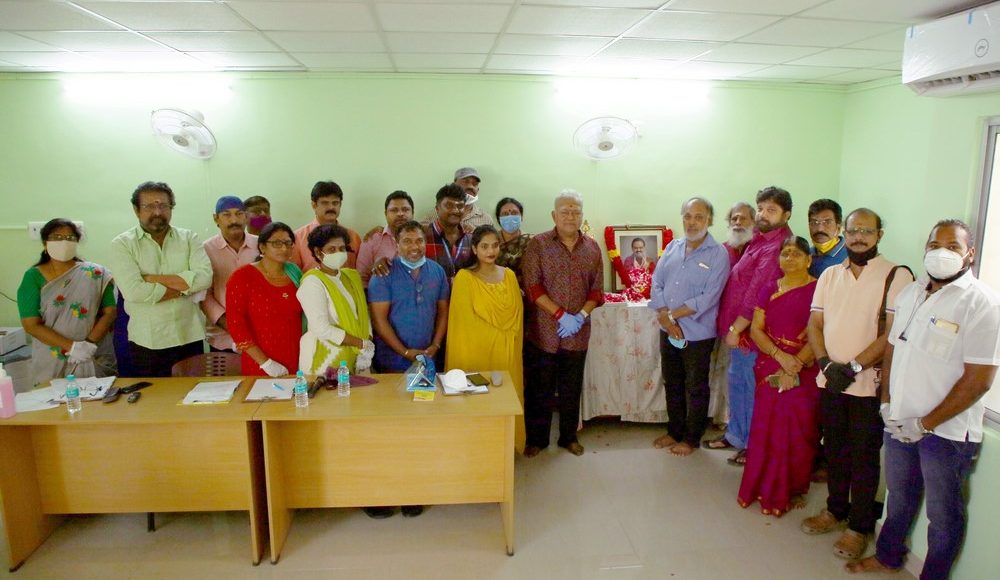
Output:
[924, 248, 967, 280]
[46, 240, 78, 262]
[465, 193, 478, 206]
[321, 251, 348, 271]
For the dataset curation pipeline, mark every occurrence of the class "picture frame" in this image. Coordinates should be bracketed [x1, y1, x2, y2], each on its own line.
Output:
[605, 225, 670, 292]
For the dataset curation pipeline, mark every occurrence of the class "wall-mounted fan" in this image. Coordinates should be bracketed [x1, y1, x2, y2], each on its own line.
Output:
[573, 116, 638, 160]
[150, 109, 217, 159]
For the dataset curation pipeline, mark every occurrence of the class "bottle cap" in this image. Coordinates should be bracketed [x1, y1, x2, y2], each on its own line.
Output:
[340, 360, 347, 366]
[67, 374, 76, 380]
[296, 370, 304, 377]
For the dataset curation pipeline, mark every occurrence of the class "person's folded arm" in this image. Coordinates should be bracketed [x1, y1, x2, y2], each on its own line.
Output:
[109, 237, 166, 304]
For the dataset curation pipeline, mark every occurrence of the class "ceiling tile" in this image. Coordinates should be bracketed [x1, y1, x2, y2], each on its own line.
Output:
[0, 51, 96, 68]
[486, 54, 587, 71]
[376, 4, 512, 33]
[843, 29, 907, 51]
[665, 60, 770, 79]
[294, 52, 394, 69]
[695, 43, 822, 64]
[0, 32, 63, 52]
[228, 2, 376, 31]
[393, 53, 487, 68]
[815, 68, 899, 83]
[665, 0, 827, 15]
[147, 32, 280, 52]
[78, 1, 252, 31]
[740, 18, 901, 47]
[0, 2, 115, 31]
[192, 52, 301, 68]
[385, 32, 496, 53]
[506, 7, 648, 36]
[266, 32, 385, 53]
[787, 48, 901, 68]
[19, 31, 169, 52]
[799, 0, 982, 24]
[739, 64, 854, 80]
[494, 34, 610, 56]
[600, 39, 719, 60]
[573, 56, 682, 77]
[77, 51, 214, 71]
[522, 0, 664, 8]
[628, 11, 781, 41]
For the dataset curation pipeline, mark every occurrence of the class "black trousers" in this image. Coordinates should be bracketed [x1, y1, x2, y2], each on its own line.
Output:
[661, 334, 715, 447]
[822, 388, 884, 533]
[127, 341, 204, 378]
[524, 342, 586, 449]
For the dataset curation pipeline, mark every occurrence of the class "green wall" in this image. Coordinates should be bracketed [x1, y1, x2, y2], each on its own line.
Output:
[0, 72, 845, 326]
[840, 81, 1000, 579]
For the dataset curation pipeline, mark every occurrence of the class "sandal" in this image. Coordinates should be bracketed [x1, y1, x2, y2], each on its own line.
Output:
[702, 436, 733, 450]
[727, 449, 748, 466]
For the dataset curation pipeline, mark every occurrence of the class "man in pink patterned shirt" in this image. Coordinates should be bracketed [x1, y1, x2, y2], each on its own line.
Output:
[202, 196, 258, 352]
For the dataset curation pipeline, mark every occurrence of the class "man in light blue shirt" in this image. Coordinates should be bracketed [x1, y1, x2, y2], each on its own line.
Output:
[649, 197, 730, 456]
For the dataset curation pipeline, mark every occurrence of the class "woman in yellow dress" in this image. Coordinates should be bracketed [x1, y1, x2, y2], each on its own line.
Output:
[446, 225, 525, 452]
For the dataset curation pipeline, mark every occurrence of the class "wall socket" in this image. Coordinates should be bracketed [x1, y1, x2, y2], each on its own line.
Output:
[27, 221, 85, 240]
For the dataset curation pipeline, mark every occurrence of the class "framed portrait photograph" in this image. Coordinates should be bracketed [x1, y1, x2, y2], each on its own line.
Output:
[605, 225, 670, 292]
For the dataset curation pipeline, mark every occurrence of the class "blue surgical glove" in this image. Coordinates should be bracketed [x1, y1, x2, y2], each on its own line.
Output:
[557, 311, 584, 338]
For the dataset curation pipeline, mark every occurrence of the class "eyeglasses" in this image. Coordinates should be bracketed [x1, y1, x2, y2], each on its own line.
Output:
[264, 240, 295, 248]
[845, 227, 879, 237]
[808, 218, 837, 227]
[139, 202, 174, 212]
[47, 235, 79, 242]
[441, 201, 466, 212]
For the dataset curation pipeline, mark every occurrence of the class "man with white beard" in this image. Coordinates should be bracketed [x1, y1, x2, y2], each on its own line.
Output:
[648, 197, 730, 455]
[704, 202, 755, 437]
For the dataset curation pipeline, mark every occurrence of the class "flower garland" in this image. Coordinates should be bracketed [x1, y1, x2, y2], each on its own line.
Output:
[604, 226, 673, 302]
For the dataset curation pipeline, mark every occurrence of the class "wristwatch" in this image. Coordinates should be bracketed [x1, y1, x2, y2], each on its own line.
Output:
[917, 417, 934, 434]
[667, 311, 676, 325]
[849, 360, 862, 374]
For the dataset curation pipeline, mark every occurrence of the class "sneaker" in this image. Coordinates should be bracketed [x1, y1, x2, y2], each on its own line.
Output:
[833, 529, 868, 560]
[362, 506, 395, 519]
[800, 509, 845, 535]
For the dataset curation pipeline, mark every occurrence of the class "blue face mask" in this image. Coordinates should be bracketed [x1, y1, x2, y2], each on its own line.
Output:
[400, 255, 426, 270]
[668, 336, 688, 349]
[499, 215, 522, 234]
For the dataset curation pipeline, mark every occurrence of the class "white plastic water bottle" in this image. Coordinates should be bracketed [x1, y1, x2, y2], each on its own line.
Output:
[337, 361, 350, 397]
[293, 370, 309, 408]
[65, 374, 82, 415]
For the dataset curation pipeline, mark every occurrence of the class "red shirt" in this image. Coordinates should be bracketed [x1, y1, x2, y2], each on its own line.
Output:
[226, 264, 303, 375]
[522, 229, 604, 353]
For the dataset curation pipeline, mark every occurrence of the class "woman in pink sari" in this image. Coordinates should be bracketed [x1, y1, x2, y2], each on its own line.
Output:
[737, 236, 820, 517]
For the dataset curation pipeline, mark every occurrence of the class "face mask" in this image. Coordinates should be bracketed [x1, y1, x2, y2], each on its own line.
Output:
[400, 255, 426, 270]
[847, 245, 878, 267]
[499, 215, 521, 234]
[924, 248, 968, 281]
[249, 215, 271, 231]
[668, 336, 688, 349]
[46, 240, 78, 262]
[321, 251, 348, 271]
[814, 236, 839, 255]
[465, 193, 478, 206]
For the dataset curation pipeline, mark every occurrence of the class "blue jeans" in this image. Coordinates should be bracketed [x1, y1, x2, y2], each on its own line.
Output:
[724, 347, 757, 449]
[875, 433, 979, 580]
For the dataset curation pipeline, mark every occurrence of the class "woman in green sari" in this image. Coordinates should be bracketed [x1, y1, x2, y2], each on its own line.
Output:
[17, 219, 117, 387]
[297, 224, 374, 375]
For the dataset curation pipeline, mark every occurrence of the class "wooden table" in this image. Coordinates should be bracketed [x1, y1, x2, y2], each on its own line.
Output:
[0, 378, 268, 571]
[256, 372, 522, 563]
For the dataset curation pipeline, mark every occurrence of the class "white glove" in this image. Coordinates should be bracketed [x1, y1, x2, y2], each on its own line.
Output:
[68, 341, 98, 363]
[879, 402, 891, 425]
[356, 340, 375, 374]
[889, 417, 929, 444]
[362, 339, 375, 357]
[260, 359, 289, 378]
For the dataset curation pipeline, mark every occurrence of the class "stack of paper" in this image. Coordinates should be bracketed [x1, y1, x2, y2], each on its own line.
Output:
[181, 380, 241, 405]
[245, 378, 296, 401]
[14, 389, 60, 412]
[49, 376, 116, 401]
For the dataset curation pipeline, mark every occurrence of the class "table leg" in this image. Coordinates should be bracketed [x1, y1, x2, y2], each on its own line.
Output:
[246, 421, 268, 565]
[262, 421, 291, 564]
[501, 416, 515, 556]
[0, 427, 63, 571]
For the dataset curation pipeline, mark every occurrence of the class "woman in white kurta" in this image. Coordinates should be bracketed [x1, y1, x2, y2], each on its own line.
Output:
[297, 224, 373, 375]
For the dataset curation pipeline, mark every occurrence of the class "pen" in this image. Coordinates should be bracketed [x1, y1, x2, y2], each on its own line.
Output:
[272, 383, 285, 391]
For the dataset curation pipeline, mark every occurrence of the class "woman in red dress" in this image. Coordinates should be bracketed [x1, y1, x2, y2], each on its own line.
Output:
[226, 222, 304, 376]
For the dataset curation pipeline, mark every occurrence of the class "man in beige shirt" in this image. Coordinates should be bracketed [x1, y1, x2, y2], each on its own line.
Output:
[800, 208, 913, 561]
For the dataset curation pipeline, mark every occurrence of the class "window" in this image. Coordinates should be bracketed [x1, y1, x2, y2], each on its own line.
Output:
[973, 118, 1000, 426]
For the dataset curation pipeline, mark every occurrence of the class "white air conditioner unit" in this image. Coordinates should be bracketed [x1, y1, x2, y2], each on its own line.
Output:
[903, 1, 1000, 96]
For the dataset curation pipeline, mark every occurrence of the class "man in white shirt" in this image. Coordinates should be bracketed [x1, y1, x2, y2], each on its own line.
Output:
[848, 219, 1000, 579]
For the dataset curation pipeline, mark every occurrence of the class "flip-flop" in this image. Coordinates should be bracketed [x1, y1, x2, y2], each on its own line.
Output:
[727, 449, 748, 466]
[702, 437, 733, 450]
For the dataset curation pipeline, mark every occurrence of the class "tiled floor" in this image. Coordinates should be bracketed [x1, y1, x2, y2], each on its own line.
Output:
[0, 419, 912, 579]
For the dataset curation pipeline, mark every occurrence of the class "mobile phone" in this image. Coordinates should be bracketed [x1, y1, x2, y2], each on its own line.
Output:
[466, 373, 490, 387]
[120, 381, 153, 394]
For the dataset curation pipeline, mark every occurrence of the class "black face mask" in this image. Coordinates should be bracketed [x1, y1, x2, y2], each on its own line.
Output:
[847, 245, 878, 267]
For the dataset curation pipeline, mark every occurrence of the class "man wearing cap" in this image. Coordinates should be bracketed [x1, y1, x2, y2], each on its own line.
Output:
[202, 196, 259, 352]
[423, 167, 496, 232]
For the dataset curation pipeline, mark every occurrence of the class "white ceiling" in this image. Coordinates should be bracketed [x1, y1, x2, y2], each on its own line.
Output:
[0, 0, 988, 84]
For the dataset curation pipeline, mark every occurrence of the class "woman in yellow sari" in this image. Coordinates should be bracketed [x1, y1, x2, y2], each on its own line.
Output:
[446, 225, 525, 451]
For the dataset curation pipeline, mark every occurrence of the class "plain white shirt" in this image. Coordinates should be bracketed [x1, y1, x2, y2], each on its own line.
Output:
[887, 271, 1000, 442]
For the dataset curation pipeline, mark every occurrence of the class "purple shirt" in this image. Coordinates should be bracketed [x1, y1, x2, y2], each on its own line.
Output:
[716, 225, 792, 337]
